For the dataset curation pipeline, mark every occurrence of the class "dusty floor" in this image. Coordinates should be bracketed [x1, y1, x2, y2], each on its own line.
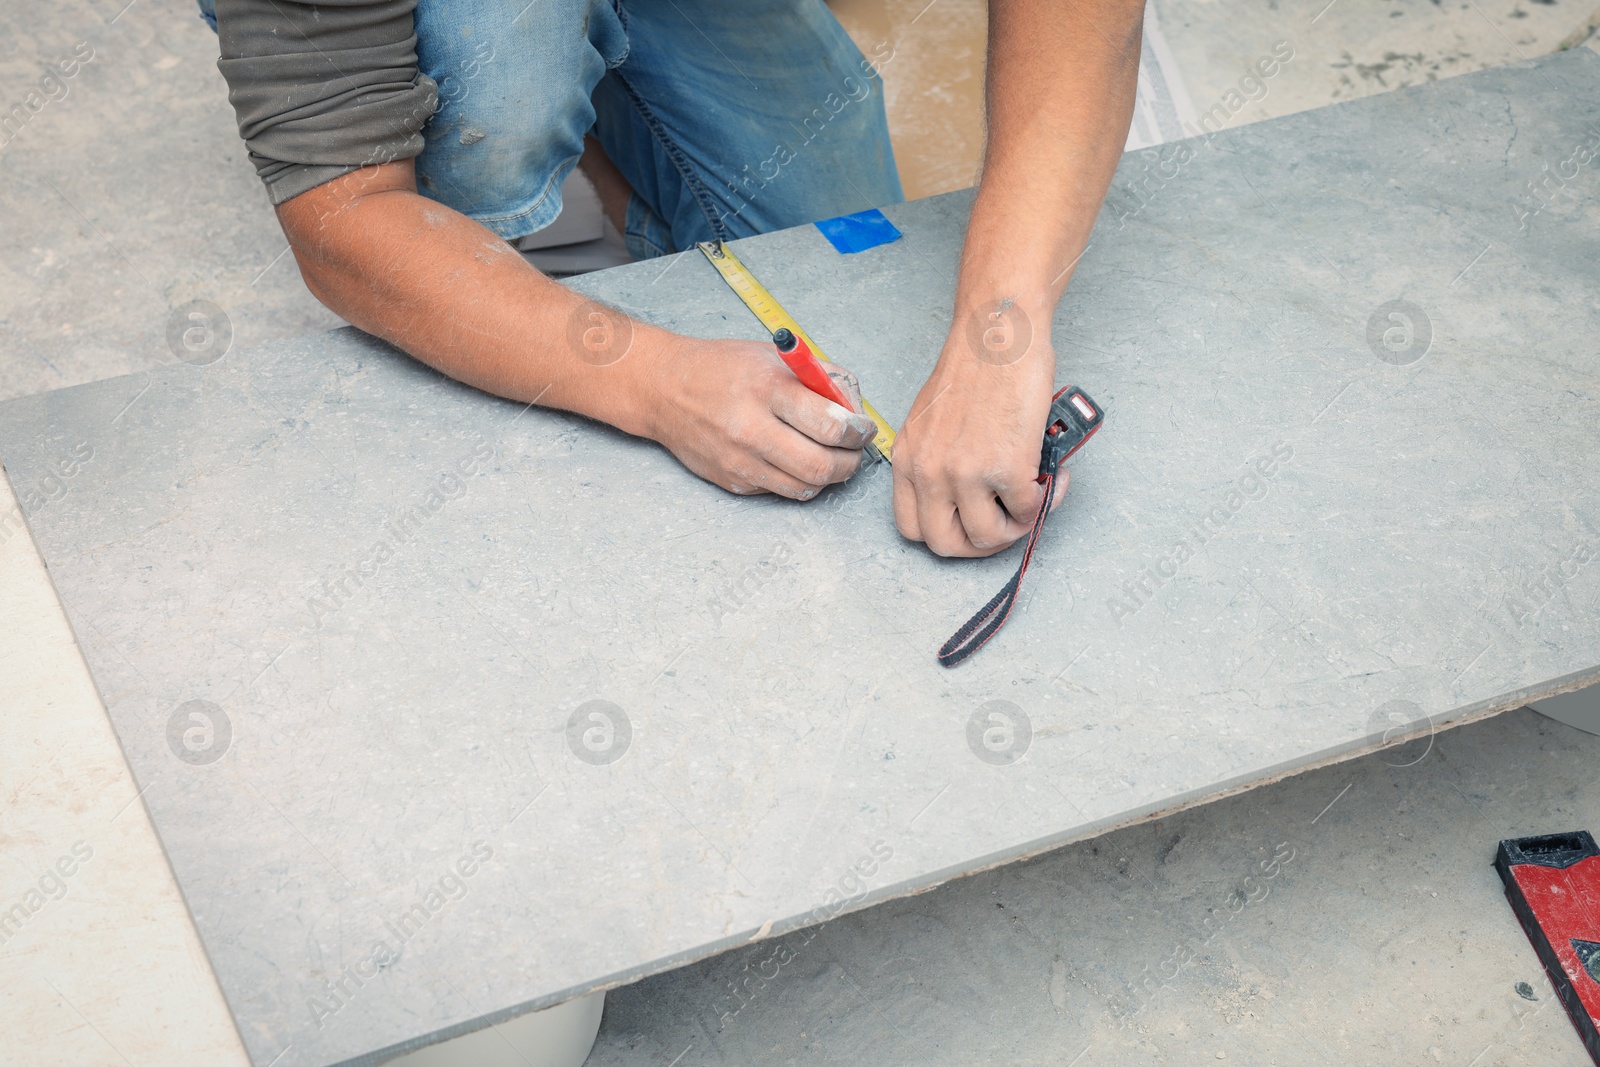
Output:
[587, 708, 1598, 1067]
[2, 0, 1599, 1064]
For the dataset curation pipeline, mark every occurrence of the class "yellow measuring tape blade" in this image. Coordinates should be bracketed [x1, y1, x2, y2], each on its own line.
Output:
[697, 240, 896, 462]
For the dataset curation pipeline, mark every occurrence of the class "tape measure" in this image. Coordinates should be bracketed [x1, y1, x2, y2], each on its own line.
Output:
[697, 240, 896, 463]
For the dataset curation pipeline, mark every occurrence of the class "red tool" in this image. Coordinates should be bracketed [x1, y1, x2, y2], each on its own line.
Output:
[772, 328, 854, 409]
[1496, 831, 1600, 1064]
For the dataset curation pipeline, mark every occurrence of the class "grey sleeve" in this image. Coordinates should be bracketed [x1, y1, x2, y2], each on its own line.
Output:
[213, 0, 439, 205]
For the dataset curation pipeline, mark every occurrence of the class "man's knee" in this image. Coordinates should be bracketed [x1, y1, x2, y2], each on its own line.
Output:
[411, 0, 628, 239]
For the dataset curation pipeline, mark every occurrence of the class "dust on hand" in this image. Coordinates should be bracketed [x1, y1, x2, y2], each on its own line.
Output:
[823, 364, 877, 444]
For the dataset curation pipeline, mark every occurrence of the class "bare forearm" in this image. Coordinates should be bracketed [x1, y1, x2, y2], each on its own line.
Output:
[275, 161, 876, 503]
[277, 161, 662, 438]
[892, 0, 1145, 557]
[961, 0, 1144, 316]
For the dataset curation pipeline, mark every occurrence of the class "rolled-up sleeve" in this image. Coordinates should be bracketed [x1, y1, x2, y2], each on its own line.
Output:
[214, 0, 439, 204]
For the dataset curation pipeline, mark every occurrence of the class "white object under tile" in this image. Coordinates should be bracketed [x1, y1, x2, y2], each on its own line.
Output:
[383, 993, 603, 1067]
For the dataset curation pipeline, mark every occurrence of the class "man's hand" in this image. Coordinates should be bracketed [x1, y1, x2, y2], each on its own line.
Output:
[275, 159, 875, 500]
[892, 0, 1143, 556]
[643, 337, 877, 499]
[892, 311, 1068, 556]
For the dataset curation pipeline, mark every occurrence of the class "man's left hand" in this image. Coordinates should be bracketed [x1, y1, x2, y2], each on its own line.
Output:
[891, 310, 1069, 557]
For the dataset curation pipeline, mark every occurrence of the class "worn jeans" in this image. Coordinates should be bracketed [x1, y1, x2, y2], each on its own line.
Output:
[200, 0, 903, 258]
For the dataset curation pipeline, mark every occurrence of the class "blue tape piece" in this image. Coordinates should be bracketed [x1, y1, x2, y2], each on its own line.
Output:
[814, 208, 902, 254]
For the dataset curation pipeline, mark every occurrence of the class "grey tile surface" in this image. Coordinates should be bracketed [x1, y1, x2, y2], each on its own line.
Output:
[1, 50, 1597, 1067]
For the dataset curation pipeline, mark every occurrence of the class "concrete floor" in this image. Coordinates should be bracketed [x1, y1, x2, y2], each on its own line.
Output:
[588, 707, 1598, 1067]
[3, 0, 1599, 1064]
[0, 0, 342, 403]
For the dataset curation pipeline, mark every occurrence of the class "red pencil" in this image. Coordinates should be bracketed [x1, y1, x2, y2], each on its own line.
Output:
[771, 328, 853, 409]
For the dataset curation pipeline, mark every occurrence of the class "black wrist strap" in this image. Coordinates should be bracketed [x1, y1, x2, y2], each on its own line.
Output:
[935, 386, 1104, 668]
[935, 468, 1056, 667]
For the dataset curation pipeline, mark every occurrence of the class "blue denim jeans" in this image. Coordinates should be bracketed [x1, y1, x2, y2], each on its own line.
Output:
[201, 0, 903, 259]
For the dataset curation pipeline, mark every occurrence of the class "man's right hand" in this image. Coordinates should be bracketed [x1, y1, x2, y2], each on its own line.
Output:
[276, 160, 875, 501]
[640, 335, 877, 499]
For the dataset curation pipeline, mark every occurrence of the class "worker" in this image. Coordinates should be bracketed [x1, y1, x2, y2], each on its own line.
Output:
[202, 0, 1144, 557]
